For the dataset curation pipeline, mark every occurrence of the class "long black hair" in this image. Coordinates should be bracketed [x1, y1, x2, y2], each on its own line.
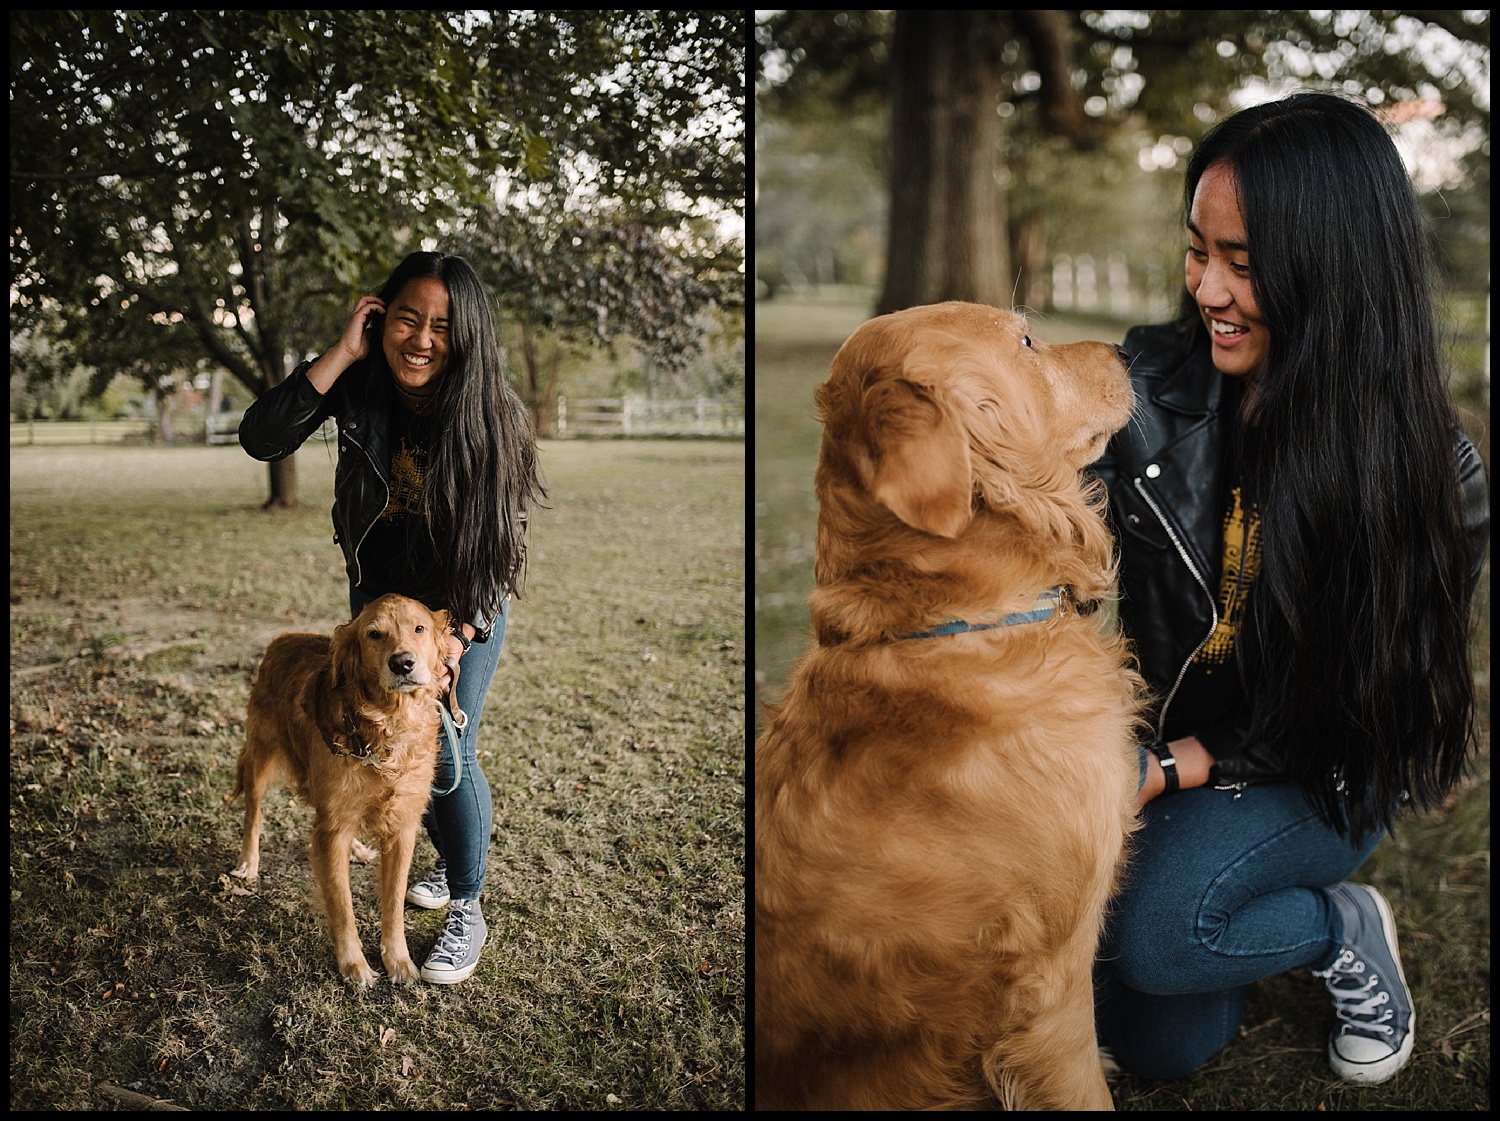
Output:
[1177, 92, 1477, 842]
[370, 251, 546, 626]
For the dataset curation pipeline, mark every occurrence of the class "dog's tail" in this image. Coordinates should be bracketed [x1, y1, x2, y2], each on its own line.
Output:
[226, 658, 263, 807]
[226, 756, 247, 805]
[225, 742, 262, 805]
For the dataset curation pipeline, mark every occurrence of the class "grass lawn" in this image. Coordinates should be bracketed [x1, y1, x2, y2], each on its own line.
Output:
[10, 437, 745, 1111]
[753, 291, 1490, 1110]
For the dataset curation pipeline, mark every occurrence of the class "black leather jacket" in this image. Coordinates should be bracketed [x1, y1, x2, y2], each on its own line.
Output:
[1094, 322, 1491, 785]
[238, 356, 501, 635]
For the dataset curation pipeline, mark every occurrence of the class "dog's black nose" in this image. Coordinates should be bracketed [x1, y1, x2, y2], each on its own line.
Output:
[389, 652, 416, 676]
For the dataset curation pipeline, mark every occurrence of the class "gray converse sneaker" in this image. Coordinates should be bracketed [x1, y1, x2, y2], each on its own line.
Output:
[1313, 883, 1415, 1085]
[420, 898, 487, 985]
[405, 860, 450, 909]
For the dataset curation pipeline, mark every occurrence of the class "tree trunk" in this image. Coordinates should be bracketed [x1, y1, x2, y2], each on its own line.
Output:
[1013, 208, 1050, 312]
[877, 10, 1013, 316]
[263, 454, 299, 510]
[515, 323, 559, 439]
[153, 383, 175, 444]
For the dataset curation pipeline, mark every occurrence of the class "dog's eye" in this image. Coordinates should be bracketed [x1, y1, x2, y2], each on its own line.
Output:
[414, 625, 425, 633]
[367, 628, 382, 640]
[1021, 335, 1034, 348]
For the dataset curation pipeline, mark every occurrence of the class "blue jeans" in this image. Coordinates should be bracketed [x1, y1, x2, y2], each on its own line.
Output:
[349, 589, 508, 902]
[1095, 778, 1384, 1080]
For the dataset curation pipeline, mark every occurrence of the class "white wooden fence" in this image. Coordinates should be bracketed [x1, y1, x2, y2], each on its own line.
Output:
[10, 419, 151, 446]
[205, 412, 242, 444]
[206, 413, 337, 445]
[556, 396, 744, 438]
[204, 399, 745, 443]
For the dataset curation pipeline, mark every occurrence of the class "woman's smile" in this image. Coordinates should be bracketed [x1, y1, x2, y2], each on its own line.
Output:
[1186, 162, 1269, 381]
[383, 276, 451, 393]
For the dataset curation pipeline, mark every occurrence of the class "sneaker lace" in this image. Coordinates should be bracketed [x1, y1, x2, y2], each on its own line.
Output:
[1319, 949, 1395, 1038]
[429, 903, 474, 963]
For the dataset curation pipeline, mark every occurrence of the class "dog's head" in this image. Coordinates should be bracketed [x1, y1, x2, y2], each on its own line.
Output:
[331, 594, 452, 702]
[814, 302, 1133, 539]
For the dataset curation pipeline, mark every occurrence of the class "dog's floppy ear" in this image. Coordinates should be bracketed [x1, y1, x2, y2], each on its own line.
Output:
[330, 618, 361, 694]
[861, 378, 973, 537]
[432, 610, 456, 663]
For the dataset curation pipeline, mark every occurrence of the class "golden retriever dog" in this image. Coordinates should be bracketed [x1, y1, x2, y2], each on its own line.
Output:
[755, 302, 1145, 1110]
[230, 593, 454, 987]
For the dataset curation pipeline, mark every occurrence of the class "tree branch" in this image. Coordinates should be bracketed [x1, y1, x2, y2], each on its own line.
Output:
[1012, 9, 1138, 143]
[178, 286, 265, 396]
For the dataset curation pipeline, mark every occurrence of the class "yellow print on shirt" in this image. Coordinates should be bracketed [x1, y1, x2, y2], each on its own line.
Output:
[381, 436, 427, 522]
[1195, 485, 1262, 669]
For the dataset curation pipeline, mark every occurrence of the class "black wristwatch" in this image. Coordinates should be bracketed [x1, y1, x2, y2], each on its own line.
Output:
[455, 628, 473, 654]
[1149, 740, 1180, 796]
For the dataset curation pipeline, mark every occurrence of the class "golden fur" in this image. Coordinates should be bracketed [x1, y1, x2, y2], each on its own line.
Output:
[755, 302, 1146, 1110]
[230, 593, 452, 987]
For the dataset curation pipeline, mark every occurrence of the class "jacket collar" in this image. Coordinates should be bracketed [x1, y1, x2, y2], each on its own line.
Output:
[1117, 324, 1240, 587]
[1123, 322, 1225, 418]
[1149, 345, 1223, 417]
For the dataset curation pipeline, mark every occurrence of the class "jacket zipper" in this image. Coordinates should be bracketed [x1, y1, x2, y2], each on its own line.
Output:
[338, 422, 390, 592]
[1133, 476, 1218, 741]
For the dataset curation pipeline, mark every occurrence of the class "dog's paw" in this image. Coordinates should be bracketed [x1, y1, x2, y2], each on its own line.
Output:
[350, 840, 378, 864]
[229, 861, 259, 881]
[384, 955, 421, 984]
[339, 958, 380, 988]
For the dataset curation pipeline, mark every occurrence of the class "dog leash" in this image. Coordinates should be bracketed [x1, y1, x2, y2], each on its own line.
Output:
[895, 587, 1065, 640]
[429, 651, 470, 795]
[431, 697, 467, 796]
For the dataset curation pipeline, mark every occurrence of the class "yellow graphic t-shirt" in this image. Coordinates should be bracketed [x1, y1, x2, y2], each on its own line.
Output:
[382, 435, 428, 523]
[354, 400, 442, 603]
[1193, 483, 1262, 673]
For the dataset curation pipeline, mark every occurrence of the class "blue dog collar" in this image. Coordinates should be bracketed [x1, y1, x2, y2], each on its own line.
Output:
[896, 587, 1064, 640]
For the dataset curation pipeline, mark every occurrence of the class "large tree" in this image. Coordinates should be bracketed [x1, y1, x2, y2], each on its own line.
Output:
[12, 9, 745, 506]
[755, 10, 1489, 316]
[455, 203, 742, 435]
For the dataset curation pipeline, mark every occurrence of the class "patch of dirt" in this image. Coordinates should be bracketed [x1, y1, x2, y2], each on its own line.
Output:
[10, 596, 342, 675]
[9, 600, 294, 774]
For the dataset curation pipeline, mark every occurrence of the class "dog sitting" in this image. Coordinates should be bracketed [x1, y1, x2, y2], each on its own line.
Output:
[230, 593, 456, 987]
[755, 302, 1145, 1110]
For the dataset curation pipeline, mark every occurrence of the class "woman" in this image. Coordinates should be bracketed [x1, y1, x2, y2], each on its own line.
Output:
[1093, 92, 1488, 1084]
[240, 251, 545, 985]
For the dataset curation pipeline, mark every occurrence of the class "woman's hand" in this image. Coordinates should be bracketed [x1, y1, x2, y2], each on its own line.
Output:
[306, 296, 386, 393]
[434, 633, 463, 693]
[442, 632, 465, 666]
[334, 296, 386, 365]
[1135, 736, 1217, 810]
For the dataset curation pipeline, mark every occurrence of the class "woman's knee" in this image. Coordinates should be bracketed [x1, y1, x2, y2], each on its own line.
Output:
[1098, 980, 1247, 1081]
[1104, 889, 1202, 996]
[1110, 1032, 1227, 1082]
